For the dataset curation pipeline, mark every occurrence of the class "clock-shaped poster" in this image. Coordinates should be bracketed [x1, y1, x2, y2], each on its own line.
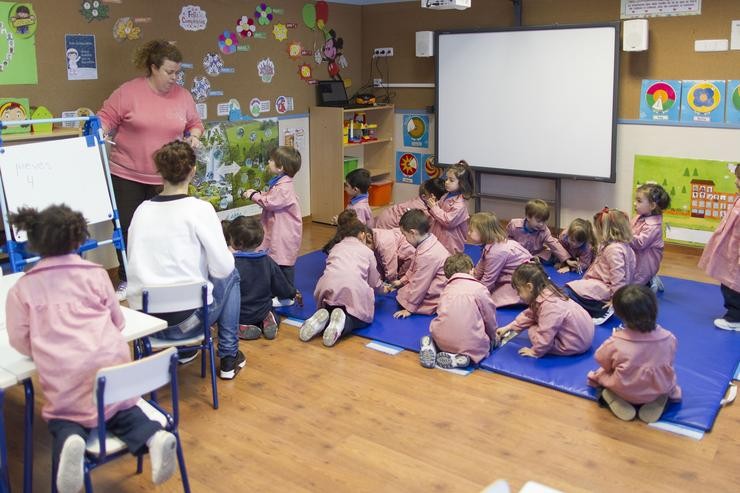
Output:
[639, 80, 681, 122]
[680, 80, 726, 124]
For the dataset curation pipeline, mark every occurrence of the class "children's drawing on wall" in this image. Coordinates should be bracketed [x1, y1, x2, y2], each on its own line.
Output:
[194, 119, 279, 220]
[680, 80, 726, 124]
[65, 34, 98, 80]
[79, 0, 109, 22]
[0, 2, 38, 85]
[639, 80, 681, 122]
[633, 155, 738, 246]
[113, 17, 142, 42]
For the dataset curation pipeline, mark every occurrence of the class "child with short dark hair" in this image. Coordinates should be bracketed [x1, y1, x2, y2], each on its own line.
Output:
[507, 199, 570, 263]
[588, 285, 681, 423]
[631, 183, 671, 292]
[6, 205, 177, 493]
[497, 263, 594, 358]
[420, 253, 498, 369]
[386, 209, 449, 318]
[244, 146, 303, 301]
[344, 168, 374, 227]
[227, 216, 298, 340]
[566, 208, 636, 325]
[424, 160, 473, 253]
[375, 177, 446, 229]
[555, 218, 597, 274]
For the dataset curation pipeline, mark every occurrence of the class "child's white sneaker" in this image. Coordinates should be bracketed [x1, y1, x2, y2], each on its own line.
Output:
[592, 305, 615, 326]
[714, 318, 740, 331]
[299, 308, 329, 341]
[419, 336, 437, 368]
[272, 296, 295, 307]
[435, 352, 471, 369]
[56, 435, 85, 493]
[323, 308, 346, 347]
[148, 430, 177, 485]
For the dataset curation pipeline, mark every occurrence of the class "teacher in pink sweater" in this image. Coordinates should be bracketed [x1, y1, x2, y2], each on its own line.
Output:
[97, 40, 204, 295]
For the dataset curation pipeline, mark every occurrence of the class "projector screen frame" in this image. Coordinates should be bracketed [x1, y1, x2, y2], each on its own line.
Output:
[434, 22, 621, 183]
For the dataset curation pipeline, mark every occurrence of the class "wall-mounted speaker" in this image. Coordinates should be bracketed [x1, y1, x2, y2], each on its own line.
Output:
[416, 31, 434, 57]
[623, 19, 648, 52]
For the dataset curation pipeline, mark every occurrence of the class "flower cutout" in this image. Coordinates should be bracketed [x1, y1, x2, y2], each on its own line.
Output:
[692, 87, 715, 108]
[80, 0, 109, 22]
[114, 18, 141, 42]
[287, 41, 303, 60]
[175, 70, 185, 87]
[298, 63, 312, 82]
[236, 16, 256, 38]
[255, 3, 273, 26]
[272, 23, 287, 42]
[191, 76, 211, 102]
[218, 30, 239, 54]
[202, 52, 224, 76]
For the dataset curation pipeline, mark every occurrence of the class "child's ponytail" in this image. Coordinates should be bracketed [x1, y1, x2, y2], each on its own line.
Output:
[9, 204, 88, 257]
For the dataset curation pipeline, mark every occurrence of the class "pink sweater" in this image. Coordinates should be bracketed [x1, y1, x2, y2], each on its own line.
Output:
[97, 77, 204, 184]
[6, 255, 136, 427]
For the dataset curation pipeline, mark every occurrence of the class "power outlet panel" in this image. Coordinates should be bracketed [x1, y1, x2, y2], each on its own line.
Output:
[373, 78, 383, 87]
[373, 47, 394, 57]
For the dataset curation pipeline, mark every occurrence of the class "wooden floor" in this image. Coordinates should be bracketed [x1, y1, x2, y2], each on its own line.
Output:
[4, 221, 739, 492]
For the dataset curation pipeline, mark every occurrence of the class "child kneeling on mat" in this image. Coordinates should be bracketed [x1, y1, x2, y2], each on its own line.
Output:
[300, 218, 382, 346]
[496, 262, 594, 358]
[587, 285, 681, 423]
[420, 253, 498, 369]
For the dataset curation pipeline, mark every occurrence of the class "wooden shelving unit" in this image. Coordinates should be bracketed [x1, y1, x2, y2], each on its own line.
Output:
[309, 104, 394, 224]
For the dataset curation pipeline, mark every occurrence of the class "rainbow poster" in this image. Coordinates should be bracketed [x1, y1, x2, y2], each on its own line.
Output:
[680, 80, 726, 124]
[639, 80, 681, 122]
[725, 80, 740, 124]
[396, 151, 421, 185]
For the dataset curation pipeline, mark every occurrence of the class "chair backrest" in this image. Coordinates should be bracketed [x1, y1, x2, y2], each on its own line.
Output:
[93, 347, 177, 405]
[142, 282, 207, 314]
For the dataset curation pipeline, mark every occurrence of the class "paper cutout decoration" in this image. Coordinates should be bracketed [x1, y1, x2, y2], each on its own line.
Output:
[396, 152, 421, 185]
[249, 97, 270, 117]
[273, 23, 287, 41]
[255, 3, 273, 26]
[65, 34, 98, 81]
[191, 76, 211, 102]
[421, 154, 441, 182]
[725, 80, 740, 124]
[287, 41, 303, 59]
[203, 52, 224, 76]
[9, 3, 37, 38]
[639, 80, 681, 122]
[80, 1, 109, 22]
[315, 1, 329, 29]
[179, 5, 207, 31]
[176, 70, 185, 87]
[318, 29, 346, 80]
[236, 16, 256, 38]
[403, 115, 429, 148]
[257, 58, 275, 83]
[219, 30, 239, 54]
[0, 98, 30, 134]
[113, 18, 142, 42]
[275, 95, 293, 114]
[680, 80, 726, 124]
[301, 3, 316, 29]
[297, 63, 312, 82]
[31, 106, 54, 134]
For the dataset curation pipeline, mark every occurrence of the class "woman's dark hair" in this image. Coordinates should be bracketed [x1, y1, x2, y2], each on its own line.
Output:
[447, 160, 475, 199]
[420, 177, 446, 201]
[636, 183, 671, 214]
[511, 262, 568, 310]
[612, 285, 657, 333]
[154, 140, 195, 184]
[345, 168, 371, 194]
[133, 40, 183, 76]
[9, 204, 88, 257]
[322, 217, 368, 254]
[399, 208, 430, 234]
[227, 216, 264, 251]
[271, 146, 301, 177]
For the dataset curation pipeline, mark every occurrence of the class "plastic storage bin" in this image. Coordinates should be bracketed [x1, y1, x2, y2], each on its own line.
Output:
[369, 179, 393, 206]
[343, 157, 359, 177]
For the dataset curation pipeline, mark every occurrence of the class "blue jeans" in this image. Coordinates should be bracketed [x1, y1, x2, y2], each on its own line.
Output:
[154, 269, 241, 358]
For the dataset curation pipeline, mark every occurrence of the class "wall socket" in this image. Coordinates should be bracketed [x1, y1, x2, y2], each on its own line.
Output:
[373, 78, 383, 87]
[373, 47, 394, 57]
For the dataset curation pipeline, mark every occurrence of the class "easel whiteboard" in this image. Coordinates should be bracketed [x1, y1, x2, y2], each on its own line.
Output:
[0, 136, 114, 241]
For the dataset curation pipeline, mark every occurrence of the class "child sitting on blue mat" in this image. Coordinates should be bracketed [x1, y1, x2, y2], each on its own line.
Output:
[227, 215, 299, 340]
[496, 262, 594, 358]
[587, 285, 681, 423]
[419, 253, 498, 369]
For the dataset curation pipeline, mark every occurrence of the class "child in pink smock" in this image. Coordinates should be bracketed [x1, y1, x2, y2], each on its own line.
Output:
[497, 263, 594, 358]
[386, 209, 449, 318]
[5, 205, 177, 493]
[507, 199, 570, 264]
[630, 183, 670, 292]
[588, 285, 681, 423]
[299, 219, 382, 347]
[423, 160, 473, 254]
[344, 168, 374, 227]
[698, 164, 740, 331]
[375, 177, 446, 229]
[468, 211, 532, 307]
[245, 146, 303, 302]
[372, 227, 414, 282]
[555, 218, 597, 274]
[566, 208, 636, 326]
[419, 253, 498, 369]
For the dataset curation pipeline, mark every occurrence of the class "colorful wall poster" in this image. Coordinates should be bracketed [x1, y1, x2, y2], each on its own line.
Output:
[680, 80, 726, 124]
[639, 80, 681, 122]
[0, 1, 38, 85]
[403, 114, 429, 148]
[725, 80, 740, 124]
[621, 0, 701, 18]
[396, 152, 421, 185]
[633, 155, 737, 246]
[421, 154, 442, 182]
[195, 119, 279, 219]
[0, 97, 30, 134]
[65, 34, 98, 80]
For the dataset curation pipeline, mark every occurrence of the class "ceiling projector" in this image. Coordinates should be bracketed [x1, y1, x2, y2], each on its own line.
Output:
[421, 0, 471, 10]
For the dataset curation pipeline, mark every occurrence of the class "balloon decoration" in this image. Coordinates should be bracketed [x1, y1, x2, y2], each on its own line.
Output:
[302, 1, 328, 30]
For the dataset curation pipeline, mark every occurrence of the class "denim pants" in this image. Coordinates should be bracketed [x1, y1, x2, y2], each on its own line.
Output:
[154, 269, 241, 358]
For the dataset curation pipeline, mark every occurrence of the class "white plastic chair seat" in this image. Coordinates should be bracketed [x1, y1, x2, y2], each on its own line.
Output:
[85, 399, 167, 457]
[147, 334, 204, 350]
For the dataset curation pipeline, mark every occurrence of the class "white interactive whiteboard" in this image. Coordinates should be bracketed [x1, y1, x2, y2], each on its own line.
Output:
[436, 24, 619, 181]
[0, 136, 114, 241]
